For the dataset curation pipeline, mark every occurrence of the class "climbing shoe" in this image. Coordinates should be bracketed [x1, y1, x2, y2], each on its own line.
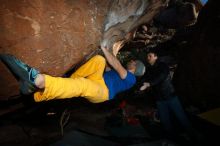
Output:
[19, 80, 38, 95]
[0, 54, 39, 94]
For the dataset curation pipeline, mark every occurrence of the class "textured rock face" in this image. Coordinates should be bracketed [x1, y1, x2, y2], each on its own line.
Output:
[101, 0, 168, 49]
[0, 0, 110, 99]
[0, 0, 168, 99]
[0, 0, 110, 75]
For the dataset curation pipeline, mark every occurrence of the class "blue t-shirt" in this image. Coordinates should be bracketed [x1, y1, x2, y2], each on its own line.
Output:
[103, 70, 136, 100]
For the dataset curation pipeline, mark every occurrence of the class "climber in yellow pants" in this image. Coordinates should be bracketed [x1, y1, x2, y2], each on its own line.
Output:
[34, 55, 109, 103]
[0, 46, 145, 103]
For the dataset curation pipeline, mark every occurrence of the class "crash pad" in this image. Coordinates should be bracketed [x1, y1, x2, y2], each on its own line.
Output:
[198, 108, 220, 126]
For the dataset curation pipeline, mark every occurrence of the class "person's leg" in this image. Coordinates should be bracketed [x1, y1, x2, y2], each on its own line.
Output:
[0, 54, 39, 94]
[35, 74, 45, 89]
[30, 55, 106, 88]
[33, 55, 108, 103]
[34, 75, 108, 103]
[69, 55, 108, 102]
[168, 96, 203, 142]
[70, 55, 106, 81]
[0, 54, 108, 103]
[168, 96, 193, 133]
[156, 100, 174, 137]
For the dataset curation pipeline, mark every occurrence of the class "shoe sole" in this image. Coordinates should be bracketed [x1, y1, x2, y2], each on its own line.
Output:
[0, 54, 29, 80]
[0, 54, 36, 94]
[19, 80, 37, 95]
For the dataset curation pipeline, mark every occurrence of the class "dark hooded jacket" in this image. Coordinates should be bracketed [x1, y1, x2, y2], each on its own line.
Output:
[144, 60, 175, 100]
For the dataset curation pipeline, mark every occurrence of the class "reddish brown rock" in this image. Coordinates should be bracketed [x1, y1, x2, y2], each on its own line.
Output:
[0, 0, 167, 100]
[0, 0, 110, 99]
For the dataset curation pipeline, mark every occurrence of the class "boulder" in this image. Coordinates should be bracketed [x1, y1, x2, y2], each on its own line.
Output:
[0, 0, 168, 100]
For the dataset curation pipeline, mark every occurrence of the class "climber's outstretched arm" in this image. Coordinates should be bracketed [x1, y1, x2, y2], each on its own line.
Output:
[101, 46, 127, 79]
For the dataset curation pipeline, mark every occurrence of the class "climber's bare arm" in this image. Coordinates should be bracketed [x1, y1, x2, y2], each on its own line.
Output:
[101, 46, 127, 79]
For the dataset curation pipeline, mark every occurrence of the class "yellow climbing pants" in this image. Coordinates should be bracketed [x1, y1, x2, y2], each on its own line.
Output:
[34, 55, 109, 103]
